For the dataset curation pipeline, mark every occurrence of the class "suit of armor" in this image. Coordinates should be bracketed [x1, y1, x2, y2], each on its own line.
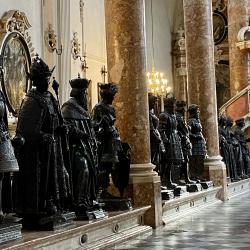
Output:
[176, 101, 193, 184]
[159, 95, 184, 189]
[234, 119, 250, 176]
[92, 83, 125, 198]
[219, 116, 238, 181]
[148, 94, 165, 173]
[188, 104, 207, 180]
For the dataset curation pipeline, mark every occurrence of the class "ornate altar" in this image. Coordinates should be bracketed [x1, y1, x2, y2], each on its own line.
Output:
[0, 10, 33, 134]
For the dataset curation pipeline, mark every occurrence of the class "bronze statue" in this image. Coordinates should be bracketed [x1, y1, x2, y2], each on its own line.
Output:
[14, 56, 74, 228]
[0, 90, 19, 222]
[226, 117, 244, 179]
[188, 104, 207, 181]
[159, 94, 184, 189]
[234, 118, 250, 177]
[176, 101, 194, 184]
[219, 115, 238, 181]
[92, 83, 131, 208]
[61, 76, 100, 219]
[148, 93, 165, 173]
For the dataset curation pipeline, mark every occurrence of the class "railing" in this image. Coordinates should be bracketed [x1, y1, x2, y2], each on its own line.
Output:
[219, 85, 250, 122]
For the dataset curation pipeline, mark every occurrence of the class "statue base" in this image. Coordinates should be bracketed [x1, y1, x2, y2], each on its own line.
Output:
[186, 183, 202, 192]
[173, 186, 188, 197]
[0, 223, 22, 244]
[22, 211, 76, 230]
[76, 209, 106, 220]
[161, 189, 174, 200]
[99, 198, 132, 211]
[200, 181, 213, 189]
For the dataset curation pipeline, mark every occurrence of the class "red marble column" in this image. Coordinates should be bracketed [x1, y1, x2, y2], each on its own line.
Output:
[228, 0, 249, 96]
[105, 0, 162, 227]
[184, 0, 227, 196]
[184, 0, 219, 156]
[105, 0, 150, 164]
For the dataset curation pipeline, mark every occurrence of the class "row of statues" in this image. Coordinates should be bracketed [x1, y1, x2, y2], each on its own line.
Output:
[149, 93, 207, 194]
[0, 56, 130, 230]
[218, 115, 250, 181]
[0, 55, 250, 231]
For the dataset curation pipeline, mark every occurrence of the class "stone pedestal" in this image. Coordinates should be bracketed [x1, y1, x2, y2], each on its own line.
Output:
[183, 0, 227, 195]
[105, 0, 162, 228]
[128, 164, 162, 228]
[204, 156, 228, 201]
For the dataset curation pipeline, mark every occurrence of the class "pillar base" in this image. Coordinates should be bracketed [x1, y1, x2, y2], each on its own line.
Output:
[204, 155, 228, 201]
[129, 163, 162, 228]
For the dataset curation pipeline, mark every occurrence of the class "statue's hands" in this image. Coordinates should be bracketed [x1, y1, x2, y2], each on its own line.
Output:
[12, 134, 25, 149]
[42, 133, 55, 144]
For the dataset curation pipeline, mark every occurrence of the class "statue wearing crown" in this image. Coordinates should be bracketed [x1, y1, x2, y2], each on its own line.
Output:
[61, 76, 103, 219]
[13, 55, 74, 229]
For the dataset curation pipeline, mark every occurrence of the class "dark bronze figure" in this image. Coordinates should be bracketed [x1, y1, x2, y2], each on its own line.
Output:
[0, 90, 22, 244]
[219, 115, 238, 181]
[0, 90, 19, 221]
[188, 104, 207, 181]
[14, 56, 74, 228]
[92, 83, 128, 196]
[176, 101, 194, 184]
[234, 118, 250, 177]
[61, 76, 101, 219]
[159, 94, 184, 189]
[92, 83, 131, 210]
[218, 115, 230, 177]
[226, 117, 244, 179]
[148, 93, 165, 173]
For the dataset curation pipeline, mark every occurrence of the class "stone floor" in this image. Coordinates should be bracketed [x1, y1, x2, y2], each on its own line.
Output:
[113, 191, 250, 250]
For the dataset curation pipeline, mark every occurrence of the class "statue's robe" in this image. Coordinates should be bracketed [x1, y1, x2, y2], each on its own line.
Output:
[14, 89, 70, 216]
[62, 98, 98, 208]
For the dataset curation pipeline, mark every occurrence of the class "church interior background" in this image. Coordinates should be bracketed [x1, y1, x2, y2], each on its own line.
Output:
[0, 0, 250, 249]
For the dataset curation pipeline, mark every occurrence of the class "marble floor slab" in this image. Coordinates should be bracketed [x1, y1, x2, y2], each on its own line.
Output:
[113, 191, 250, 250]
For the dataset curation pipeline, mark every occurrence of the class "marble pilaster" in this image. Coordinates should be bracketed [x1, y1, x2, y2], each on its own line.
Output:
[228, 0, 249, 97]
[183, 0, 227, 199]
[105, 0, 162, 228]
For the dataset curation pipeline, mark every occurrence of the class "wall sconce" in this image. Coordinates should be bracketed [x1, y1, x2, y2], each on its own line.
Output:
[71, 32, 88, 72]
[71, 32, 83, 61]
[44, 24, 63, 55]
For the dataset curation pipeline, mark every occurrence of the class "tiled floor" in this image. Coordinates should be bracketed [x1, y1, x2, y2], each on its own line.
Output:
[114, 191, 250, 250]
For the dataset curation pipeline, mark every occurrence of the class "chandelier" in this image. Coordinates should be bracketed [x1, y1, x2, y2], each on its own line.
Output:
[147, 67, 170, 96]
[147, 0, 171, 96]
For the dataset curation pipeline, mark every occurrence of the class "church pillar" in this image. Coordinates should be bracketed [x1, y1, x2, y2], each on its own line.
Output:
[105, 0, 162, 227]
[173, 27, 188, 103]
[183, 0, 227, 200]
[228, 0, 249, 96]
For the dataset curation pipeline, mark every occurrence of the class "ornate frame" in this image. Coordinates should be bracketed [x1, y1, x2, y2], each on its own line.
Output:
[213, 10, 227, 45]
[0, 10, 33, 116]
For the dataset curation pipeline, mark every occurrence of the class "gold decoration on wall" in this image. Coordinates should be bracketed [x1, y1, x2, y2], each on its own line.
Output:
[0, 10, 34, 57]
[44, 24, 63, 55]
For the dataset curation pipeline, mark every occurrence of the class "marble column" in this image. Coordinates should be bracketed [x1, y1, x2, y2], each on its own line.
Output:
[183, 0, 227, 200]
[173, 27, 188, 103]
[228, 0, 249, 97]
[105, 0, 162, 227]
